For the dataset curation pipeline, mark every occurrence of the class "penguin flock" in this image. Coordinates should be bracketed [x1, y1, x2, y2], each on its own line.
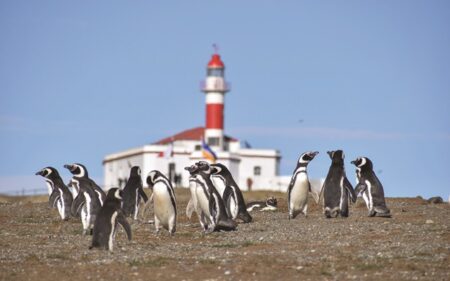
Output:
[36, 151, 390, 252]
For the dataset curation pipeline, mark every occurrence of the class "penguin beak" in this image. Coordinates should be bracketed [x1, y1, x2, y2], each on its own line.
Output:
[311, 151, 319, 157]
[327, 151, 332, 156]
[35, 170, 43, 176]
[351, 160, 356, 165]
[64, 164, 74, 171]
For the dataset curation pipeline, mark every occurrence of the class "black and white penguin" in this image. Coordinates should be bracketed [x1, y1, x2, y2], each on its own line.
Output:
[351, 157, 391, 217]
[64, 163, 106, 205]
[184, 162, 216, 231]
[35, 167, 73, 220]
[210, 163, 252, 223]
[193, 167, 237, 232]
[287, 151, 319, 219]
[321, 150, 357, 218]
[122, 166, 148, 220]
[90, 188, 132, 251]
[246, 197, 278, 212]
[146, 170, 177, 235]
[65, 163, 105, 234]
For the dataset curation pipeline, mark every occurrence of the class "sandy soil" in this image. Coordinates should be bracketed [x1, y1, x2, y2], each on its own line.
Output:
[0, 190, 449, 281]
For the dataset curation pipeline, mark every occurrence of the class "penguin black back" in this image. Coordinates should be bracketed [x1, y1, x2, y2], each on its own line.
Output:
[211, 163, 252, 223]
[122, 166, 148, 219]
[322, 150, 356, 218]
[90, 188, 131, 251]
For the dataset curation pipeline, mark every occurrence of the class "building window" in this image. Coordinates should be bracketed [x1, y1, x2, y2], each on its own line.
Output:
[207, 68, 224, 77]
[194, 145, 201, 151]
[254, 166, 261, 176]
[208, 137, 220, 146]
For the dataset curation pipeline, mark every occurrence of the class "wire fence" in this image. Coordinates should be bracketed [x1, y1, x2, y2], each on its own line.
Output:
[0, 188, 47, 197]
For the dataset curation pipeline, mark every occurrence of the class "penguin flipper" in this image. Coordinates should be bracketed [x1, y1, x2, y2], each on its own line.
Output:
[71, 193, 85, 216]
[343, 177, 357, 203]
[223, 186, 234, 218]
[138, 187, 149, 203]
[354, 182, 367, 196]
[117, 212, 132, 241]
[49, 190, 60, 208]
[209, 196, 218, 223]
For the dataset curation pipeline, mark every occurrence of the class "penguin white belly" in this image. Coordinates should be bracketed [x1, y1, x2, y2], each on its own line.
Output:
[196, 186, 211, 218]
[211, 177, 226, 197]
[362, 192, 370, 209]
[153, 184, 175, 227]
[57, 189, 65, 219]
[188, 180, 199, 208]
[229, 195, 238, 219]
[290, 174, 309, 210]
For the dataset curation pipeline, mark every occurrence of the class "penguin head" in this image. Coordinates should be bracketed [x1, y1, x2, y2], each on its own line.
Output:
[184, 164, 199, 174]
[64, 163, 88, 177]
[298, 151, 319, 164]
[106, 187, 123, 201]
[266, 197, 278, 207]
[351, 157, 373, 170]
[196, 161, 212, 174]
[130, 166, 141, 177]
[146, 170, 162, 189]
[35, 167, 60, 179]
[210, 163, 227, 175]
[327, 150, 345, 163]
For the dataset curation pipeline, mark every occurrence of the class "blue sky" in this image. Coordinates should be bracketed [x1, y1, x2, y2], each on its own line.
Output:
[1, 1, 449, 198]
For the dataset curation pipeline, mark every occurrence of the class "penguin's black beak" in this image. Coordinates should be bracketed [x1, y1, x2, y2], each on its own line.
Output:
[311, 151, 319, 157]
[327, 151, 332, 156]
[351, 160, 356, 165]
[35, 170, 43, 176]
[64, 164, 75, 171]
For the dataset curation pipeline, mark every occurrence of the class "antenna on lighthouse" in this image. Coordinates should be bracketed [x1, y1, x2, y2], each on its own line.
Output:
[212, 43, 219, 54]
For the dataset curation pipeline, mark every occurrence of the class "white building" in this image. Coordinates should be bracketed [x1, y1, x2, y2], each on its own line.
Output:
[103, 51, 284, 191]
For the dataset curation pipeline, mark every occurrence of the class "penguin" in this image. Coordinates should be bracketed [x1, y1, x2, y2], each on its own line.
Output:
[146, 170, 177, 235]
[321, 150, 357, 218]
[35, 167, 73, 220]
[122, 166, 148, 220]
[185, 162, 215, 231]
[90, 188, 132, 251]
[351, 157, 391, 217]
[210, 163, 252, 223]
[71, 182, 103, 235]
[246, 197, 278, 212]
[287, 151, 319, 219]
[64, 163, 106, 205]
[193, 166, 237, 232]
[65, 163, 105, 234]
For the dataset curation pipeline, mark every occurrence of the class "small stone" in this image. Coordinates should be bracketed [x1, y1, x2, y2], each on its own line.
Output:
[259, 237, 264, 241]
[426, 220, 434, 224]
[296, 266, 303, 271]
[311, 249, 316, 253]
[224, 270, 231, 275]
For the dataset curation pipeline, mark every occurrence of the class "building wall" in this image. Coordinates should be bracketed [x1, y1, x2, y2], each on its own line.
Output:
[237, 155, 279, 191]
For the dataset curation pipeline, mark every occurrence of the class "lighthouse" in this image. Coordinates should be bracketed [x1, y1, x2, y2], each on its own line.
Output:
[104, 48, 283, 192]
[201, 51, 229, 151]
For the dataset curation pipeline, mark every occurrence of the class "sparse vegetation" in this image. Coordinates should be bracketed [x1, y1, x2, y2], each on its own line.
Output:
[0, 189, 448, 280]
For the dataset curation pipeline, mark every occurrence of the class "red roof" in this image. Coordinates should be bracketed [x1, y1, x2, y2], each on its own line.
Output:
[153, 127, 237, 145]
[207, 54, 225, 68]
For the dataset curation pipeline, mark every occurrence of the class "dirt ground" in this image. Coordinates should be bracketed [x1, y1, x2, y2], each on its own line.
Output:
[0, 189, 449, 281]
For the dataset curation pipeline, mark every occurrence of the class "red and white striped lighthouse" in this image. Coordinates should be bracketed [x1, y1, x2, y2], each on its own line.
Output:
[201, 50, 230, 151]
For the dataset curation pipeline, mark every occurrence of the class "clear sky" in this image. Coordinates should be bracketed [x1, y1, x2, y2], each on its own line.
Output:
[1, 1, 449, 198]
